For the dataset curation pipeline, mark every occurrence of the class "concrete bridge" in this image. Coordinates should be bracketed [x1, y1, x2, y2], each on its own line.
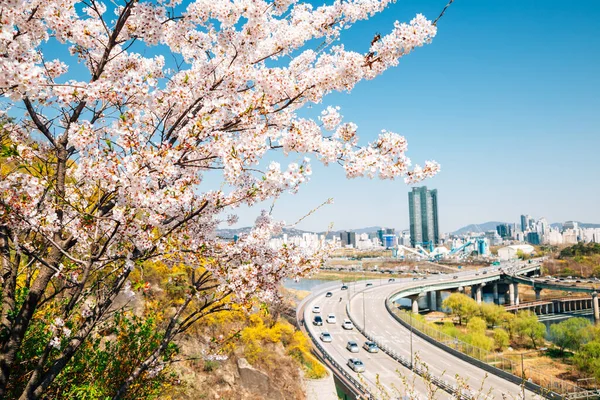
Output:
[390, 262, 600, 322]
[505, 275, 600, 322]
[389, 263, 542, 314]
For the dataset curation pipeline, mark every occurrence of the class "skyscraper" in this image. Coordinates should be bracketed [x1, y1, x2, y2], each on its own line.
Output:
[496, 224, 512, 239]
[339, 231, 357, 248]
[408, 186, 439, 248]
[520, 214, 534, 232]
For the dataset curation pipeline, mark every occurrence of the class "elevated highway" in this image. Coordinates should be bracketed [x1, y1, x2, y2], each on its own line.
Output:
[299, 262, 546, 399]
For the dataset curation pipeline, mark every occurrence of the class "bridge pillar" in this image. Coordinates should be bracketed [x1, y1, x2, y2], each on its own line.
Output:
[427, 291, 435, 311]
[475, 284, 483, 305]
[509, 283, 515, 306]
[592, 292, 599, 323]
[409, 295, 419, 314]
[436, 290, 443, 311]
[493, 283, 499, 304]
[514, 284, 520, 306]
[535, 288, 542, 301]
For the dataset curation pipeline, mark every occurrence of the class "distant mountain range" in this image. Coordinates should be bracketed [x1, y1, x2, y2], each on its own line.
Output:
[452, 222, 510, 235]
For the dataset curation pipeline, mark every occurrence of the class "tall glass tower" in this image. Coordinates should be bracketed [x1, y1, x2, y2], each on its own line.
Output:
[408, 186, 439, 248]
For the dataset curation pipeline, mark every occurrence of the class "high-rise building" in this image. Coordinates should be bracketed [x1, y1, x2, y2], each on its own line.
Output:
[408, 186, 439, 248]
[520, 214, 534, 232]
[526, 232, 541, 245]
[339, 231, 357, 248]
[496, 224, 512, 239]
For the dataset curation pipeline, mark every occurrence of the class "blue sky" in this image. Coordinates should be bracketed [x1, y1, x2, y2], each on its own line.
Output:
[23, 0, 600, 233]
[227, 0, 600, 233]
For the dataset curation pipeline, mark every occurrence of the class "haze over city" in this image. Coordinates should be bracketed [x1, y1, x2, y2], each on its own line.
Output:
[220, 0, 600, 233]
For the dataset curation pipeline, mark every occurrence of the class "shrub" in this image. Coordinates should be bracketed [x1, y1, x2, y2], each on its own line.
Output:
[493, 329, 510, 351]
[574, 341, 600, 380]
[468, 332, 494, 352]
[549, 317, 592, 352]
[467, 317, 487, 334]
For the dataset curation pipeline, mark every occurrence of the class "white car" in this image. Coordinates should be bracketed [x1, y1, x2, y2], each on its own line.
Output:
[312, 306, 321, 313]
[342, 319, 354, 330]
[347, 358, 365, 373]
[346, 340, 359, 353]
[326, 313, 336, 324]
[320, 332, 332, 343]
[363, 341, 379, 353]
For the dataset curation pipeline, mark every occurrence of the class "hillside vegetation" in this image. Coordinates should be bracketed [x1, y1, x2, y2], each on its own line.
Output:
[544, 243, 600, 277]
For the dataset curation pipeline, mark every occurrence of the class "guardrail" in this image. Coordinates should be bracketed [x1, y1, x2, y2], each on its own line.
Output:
[344, 302, 469, 399]
[386, 300, 600, 400]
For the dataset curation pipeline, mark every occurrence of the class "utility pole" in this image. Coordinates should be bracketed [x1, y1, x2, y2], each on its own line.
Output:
[410, 311, 414, 370]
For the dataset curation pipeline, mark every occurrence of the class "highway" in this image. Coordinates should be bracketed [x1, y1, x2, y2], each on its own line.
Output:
[302, 263, 540, 399]
[304, 283, 453, 399]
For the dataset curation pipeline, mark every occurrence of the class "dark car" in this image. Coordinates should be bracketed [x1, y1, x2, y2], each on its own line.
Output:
[325, 292, 333, 297]
[313, 316, 323, 326]
[453, 275, 458, 279]
[341, 285, 348, 290]
[366, 283, 373, 287]
[388, 278, 395, 282]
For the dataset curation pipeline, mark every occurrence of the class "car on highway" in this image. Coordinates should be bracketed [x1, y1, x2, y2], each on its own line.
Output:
[313, 316, 323, 326]
[347, 358, 365, 373]
[366, 282, 373, 287]
[342, 319, 354, 330]
[312, 306, 321, 313]
[325, 292, 333, 297]
[388, 278, 395, 282]
[483, 271, 488, 274]
[346, 341, 359, 353]
[453, 275, 458, 279]
[319, 332, 332, 342]
[363, 341, 379, 353]
[326, 314, 336, 324]
[341, 285, 348, 290]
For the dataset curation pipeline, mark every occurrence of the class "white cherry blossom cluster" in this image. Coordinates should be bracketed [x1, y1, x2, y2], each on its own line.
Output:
[0, 0, 440, 303]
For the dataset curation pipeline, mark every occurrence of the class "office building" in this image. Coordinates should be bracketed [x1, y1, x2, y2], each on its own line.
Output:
[339, 231, 357, 248]
[496, 224, 512, 239]
[526, 231, 541, 245]
[408, 186, 439, 248]
[520, 214, 534, 232]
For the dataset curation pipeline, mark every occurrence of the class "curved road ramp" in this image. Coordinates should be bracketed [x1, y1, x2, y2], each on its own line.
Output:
[297, 262, 600, 400]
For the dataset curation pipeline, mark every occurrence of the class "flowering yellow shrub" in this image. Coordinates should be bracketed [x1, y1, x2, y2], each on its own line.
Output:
[287, 331, 327, 379]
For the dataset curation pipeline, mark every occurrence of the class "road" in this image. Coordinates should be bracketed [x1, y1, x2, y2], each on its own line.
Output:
[304, 284, 453, 399]
[303, 262, 540, 399]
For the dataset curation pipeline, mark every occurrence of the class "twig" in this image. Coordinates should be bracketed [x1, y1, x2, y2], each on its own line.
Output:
[433, 0, 455, 26]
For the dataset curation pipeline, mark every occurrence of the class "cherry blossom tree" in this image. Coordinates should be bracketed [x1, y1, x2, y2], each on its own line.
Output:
[0, 0, 444, 397]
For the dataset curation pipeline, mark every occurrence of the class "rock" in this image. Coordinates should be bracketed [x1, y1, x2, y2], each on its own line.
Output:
[237, 358, 284, 400]
[220, 369, 236, 387]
